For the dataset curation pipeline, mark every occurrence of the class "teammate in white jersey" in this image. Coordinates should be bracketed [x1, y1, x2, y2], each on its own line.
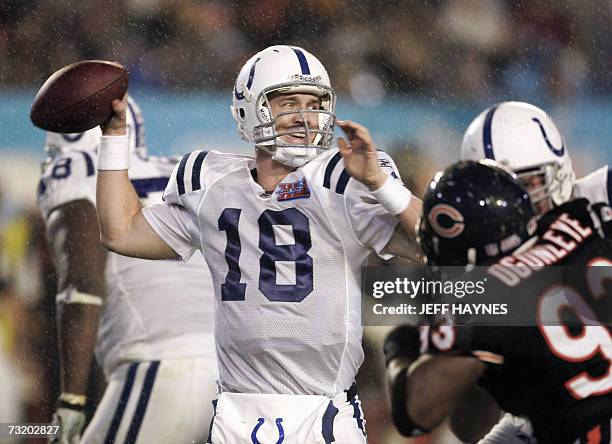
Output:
[94, 45, 422, 443]
[38, 96, 217, 444]
[461, 101, 610, 213]
[458, 101, 610, 443]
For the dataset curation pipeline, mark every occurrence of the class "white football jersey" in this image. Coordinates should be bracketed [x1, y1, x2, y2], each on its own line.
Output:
[142, 149, 402, 396]
[573, 165, 611, 205]
[37, 149, 215, 377]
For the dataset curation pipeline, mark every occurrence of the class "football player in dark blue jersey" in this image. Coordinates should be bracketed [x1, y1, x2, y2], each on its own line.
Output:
[385, 160, 612, 444]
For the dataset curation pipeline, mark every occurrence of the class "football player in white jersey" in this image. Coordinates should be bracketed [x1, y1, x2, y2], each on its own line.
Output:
[461, 101, 610, 214]
[458, 101, 611, 443]
[38, 96, 217, 444]
[94, 45, 422, 443]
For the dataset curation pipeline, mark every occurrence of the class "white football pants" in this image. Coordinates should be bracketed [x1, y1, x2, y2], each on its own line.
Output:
[82, 358, 218, 444]
[207, 385, 367, 443]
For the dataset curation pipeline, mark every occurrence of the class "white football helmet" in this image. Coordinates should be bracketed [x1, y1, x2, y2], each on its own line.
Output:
[44, 95, 147, 158]
[461, 101, 575, 208]
[231, 45, 336, 168]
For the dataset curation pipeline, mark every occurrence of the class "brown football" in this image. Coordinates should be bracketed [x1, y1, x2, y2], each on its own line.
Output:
[30, 60, 128, 133]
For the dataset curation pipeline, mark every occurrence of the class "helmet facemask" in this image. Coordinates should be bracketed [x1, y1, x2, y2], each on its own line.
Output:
[251, 82, 336, 168]
[514, 158, 575, 211]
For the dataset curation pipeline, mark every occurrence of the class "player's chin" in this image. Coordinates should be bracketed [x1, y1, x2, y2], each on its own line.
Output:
[536, 201, 551, 215]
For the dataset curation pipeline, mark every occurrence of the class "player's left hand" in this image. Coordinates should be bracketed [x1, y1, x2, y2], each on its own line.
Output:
[337, 120, 387, 191]
[49, 407, 85, 444]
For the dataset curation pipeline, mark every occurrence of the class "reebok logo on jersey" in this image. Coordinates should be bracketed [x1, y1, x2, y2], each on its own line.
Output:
[277, 178, 310, 201]
[379, 158, 393, 169]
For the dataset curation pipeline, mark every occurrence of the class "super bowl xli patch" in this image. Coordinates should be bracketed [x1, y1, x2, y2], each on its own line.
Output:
[277, 178, 310, 201]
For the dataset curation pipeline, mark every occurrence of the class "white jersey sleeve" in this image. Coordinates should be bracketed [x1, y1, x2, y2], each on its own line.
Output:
[141, 149, 214, 261]
[573, 165, 611, 205]
[141, 203, 200, 260]
[341, 151, 402, 257]
[477, 413, 536, 444]
[37, 149, 97, 220]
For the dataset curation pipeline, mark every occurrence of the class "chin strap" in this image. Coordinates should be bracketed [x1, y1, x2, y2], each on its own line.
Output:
[256, 144, 324, 168]
[271, 146, 322, 168]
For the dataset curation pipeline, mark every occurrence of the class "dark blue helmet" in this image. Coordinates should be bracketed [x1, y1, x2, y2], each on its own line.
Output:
[418, 160, 537, 266]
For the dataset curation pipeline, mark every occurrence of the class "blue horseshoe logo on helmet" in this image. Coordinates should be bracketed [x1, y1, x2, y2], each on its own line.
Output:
[532, 117, 564, 156]
[251, 417, 285, 444]
[234, 58, 261, 101]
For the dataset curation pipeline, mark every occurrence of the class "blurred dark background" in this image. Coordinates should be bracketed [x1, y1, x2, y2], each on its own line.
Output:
[3, 0, 612, 102]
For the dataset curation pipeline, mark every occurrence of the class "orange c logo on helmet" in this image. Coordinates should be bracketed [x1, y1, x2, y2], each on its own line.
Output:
[428, 204, 465, 238]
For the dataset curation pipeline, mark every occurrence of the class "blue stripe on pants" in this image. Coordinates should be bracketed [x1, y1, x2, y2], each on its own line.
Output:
[207, 399, 218, 443]
[349, 394, 366, 436]
[104, 363, 139, 444]
[124, 361, 160, 444]
[321, 401, 338, 444]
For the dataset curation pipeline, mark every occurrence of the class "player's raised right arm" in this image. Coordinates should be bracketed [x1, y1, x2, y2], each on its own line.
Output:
[98, 96, 178, 259]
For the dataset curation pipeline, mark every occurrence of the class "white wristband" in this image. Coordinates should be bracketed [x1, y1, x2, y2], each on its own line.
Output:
[56, 286, 103, 306]
[59, 392, 87, 406]
[371, 175, 412, 215]
[97, 135, 129, 170]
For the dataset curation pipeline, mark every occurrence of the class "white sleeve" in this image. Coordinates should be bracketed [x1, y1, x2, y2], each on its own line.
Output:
[37, 150, 97, 220]
[142, 203, 200, 261]
[477, 414, 536, 444]
[343, 151, 403, 258]
[573, 165, 610, 205]
[162, 149, 209, 206]
[145, 149, 210, 260]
